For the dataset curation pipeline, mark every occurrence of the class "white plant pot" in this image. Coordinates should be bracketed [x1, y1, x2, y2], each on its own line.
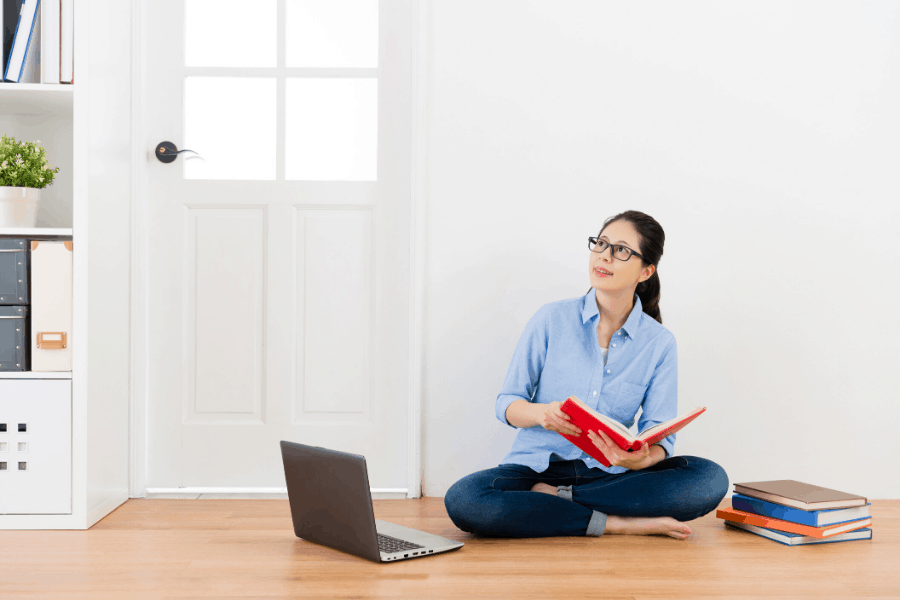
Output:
[0, 186, 41, 228]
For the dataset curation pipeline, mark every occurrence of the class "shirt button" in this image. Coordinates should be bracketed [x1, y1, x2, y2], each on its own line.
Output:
[606, 369, 611, 373]
[593, 391, 597, 396]
[612, 344, 616, 347]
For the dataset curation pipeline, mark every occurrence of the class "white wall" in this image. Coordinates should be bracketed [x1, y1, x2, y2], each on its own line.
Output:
[421, 1, 900, 499]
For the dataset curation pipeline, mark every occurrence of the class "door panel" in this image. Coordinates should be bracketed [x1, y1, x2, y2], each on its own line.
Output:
[143, 0, 412, 489]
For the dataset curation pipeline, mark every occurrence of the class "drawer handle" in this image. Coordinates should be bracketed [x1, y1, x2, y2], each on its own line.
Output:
[37, 332, 68, 349]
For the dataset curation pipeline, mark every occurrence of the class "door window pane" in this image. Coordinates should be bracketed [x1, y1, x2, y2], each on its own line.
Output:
[286, 0, 378, 68]
[185, 0, 277, 67]
[184, 77, 277, 180]
[285, 78, 377, 181]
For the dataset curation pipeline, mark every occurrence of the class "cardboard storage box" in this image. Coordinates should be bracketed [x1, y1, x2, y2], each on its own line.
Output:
[30, 241, 72, 372]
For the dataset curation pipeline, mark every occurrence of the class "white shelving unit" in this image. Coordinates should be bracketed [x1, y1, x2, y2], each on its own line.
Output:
[0, 0, 132, 529]
[0, 371, 73, 379]
[0, 227, 73, 236]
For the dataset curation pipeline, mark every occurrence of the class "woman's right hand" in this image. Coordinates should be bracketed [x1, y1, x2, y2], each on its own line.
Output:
[538, 401, 582, 436]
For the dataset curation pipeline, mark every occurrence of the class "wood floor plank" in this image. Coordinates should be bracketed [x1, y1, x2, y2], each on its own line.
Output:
[0, 498, 894, 599]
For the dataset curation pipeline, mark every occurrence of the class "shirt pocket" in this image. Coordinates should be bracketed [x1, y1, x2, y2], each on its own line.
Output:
[611, 381, 648, 422]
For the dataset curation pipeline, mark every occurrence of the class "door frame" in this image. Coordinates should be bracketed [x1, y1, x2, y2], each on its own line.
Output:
[128, 0, 428, 499]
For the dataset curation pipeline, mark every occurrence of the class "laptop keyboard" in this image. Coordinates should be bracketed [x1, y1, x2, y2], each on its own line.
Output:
[378, 533, 425, 553]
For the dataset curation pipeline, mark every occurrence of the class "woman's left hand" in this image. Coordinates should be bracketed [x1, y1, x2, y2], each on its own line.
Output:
[588, 430, 651, 470]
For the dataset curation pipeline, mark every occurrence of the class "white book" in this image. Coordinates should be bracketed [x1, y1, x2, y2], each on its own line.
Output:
[4, 0, 39, 83]
[59, 0, 71, 82]
[19, 0, 40, 83]
[725, 521, 872, 546]
[40, 0, 59, 83]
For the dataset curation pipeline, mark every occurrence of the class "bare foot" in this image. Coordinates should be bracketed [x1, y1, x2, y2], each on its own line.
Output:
[605, 515, 692, 540]
[530, 482, 558, 496]
[527, 485, 690, 540]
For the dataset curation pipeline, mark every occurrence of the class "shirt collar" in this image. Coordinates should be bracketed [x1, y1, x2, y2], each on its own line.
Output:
[581, 288, 643, 340]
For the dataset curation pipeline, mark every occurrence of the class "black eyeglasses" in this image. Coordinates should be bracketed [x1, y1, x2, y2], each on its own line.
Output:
[588, 236, 645, 262]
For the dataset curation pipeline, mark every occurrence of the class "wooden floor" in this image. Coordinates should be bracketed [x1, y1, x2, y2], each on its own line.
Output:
[1, 498, 896, 599]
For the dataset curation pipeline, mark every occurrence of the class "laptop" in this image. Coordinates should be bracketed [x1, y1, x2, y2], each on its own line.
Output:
[280, 440, 464, 563]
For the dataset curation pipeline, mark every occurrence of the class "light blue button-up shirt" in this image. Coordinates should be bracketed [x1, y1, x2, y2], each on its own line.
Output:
[495, 289, 678, 474]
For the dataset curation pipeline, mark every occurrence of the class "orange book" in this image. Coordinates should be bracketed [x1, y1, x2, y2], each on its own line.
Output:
[558, 395, 706, 467]
[716, 507, 872, 538]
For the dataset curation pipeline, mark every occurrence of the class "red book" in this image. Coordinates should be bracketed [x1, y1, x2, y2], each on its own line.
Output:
[558, 395, 706, 467]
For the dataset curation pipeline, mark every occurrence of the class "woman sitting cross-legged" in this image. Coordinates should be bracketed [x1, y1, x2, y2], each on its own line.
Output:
[444, 210, 729, 539]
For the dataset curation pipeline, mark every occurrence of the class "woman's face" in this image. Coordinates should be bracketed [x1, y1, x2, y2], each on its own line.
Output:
[588, 220, 655, 293]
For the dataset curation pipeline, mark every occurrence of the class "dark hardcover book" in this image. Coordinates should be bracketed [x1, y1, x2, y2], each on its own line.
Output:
[3, 0, 25, 70]
[734, 480, 867, 511]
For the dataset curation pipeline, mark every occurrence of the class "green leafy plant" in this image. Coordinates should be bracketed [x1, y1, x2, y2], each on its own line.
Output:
[0, 134, 59, 188]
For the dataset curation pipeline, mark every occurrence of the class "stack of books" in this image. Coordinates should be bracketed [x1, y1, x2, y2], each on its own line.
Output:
[716, 479, 872, 546]
[2, 0, 75, 84]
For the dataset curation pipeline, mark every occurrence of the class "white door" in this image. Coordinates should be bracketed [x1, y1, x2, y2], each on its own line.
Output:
[140, 0, 413, 491]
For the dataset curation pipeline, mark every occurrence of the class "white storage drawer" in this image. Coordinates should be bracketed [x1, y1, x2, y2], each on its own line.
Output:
[0, 379, 72, 514]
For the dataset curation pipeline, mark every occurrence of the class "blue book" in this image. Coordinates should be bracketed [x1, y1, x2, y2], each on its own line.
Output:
[731, 493, 871, 527]
[725, 521, 872, 546]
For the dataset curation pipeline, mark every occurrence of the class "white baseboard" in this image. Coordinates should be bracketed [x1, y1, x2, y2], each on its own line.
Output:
[87, 488, 130, 528]
[143, 487, 410, 500]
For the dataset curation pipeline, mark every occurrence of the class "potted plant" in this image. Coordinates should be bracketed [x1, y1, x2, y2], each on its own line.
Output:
[0, 134, 60, 228]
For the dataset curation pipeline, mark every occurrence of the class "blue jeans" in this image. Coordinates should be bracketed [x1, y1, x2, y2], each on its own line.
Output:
[443, 455, 729, 537]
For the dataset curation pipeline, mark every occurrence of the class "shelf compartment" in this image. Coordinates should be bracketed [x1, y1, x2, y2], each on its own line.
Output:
[0, 378, 72, 514]
[0, 84, 74, 116]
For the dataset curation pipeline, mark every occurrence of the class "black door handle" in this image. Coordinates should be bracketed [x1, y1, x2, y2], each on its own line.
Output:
[155, 141, 202, 163]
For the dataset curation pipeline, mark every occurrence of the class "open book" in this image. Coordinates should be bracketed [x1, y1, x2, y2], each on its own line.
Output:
[558, 395, 706, 468]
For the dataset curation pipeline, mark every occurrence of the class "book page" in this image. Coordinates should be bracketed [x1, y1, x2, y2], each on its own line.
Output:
[635, 407, 705, 440]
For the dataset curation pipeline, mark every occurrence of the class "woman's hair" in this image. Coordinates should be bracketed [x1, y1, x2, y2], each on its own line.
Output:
[587, 210, 665, 325]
